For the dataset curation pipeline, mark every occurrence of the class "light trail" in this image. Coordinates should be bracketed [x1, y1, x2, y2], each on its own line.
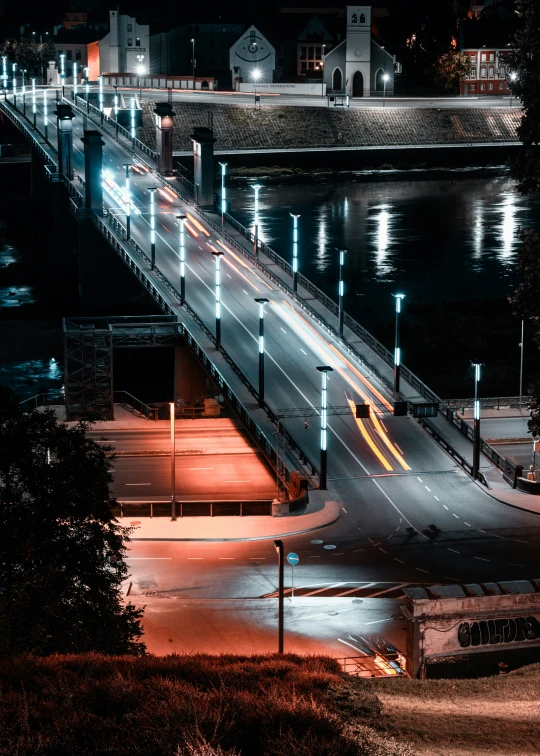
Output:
[186, 212, 211, 237]
[184, 221, 199, 238]
[216, 239, 273, 291]
[346, 397, 393, 471]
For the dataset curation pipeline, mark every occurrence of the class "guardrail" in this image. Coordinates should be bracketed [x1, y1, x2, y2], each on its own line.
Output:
[90, 209, 318, 486]
[417, 416, 487, 486]
[440, 406, 505, 475]
[444, 396, 530, 411]
[19, 392, 64, 411]
[114, 390, 159, 421]
[114, 500, 273, 518]
[0, 99, 56, 166]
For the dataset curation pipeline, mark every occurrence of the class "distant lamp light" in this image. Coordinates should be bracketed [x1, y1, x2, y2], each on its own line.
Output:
[137, 65, 145, 75]
[252, 68, 261, 81]
[383, 73, 390, 82]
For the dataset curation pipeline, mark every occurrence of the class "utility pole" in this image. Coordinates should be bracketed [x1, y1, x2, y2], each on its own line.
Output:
[273, 540, 284, 653]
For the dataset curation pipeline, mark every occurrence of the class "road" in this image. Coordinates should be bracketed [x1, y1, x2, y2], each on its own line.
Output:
[8, 90, 540, 601]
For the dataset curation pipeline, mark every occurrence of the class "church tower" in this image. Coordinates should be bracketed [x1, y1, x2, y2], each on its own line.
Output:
[345, 6, 372, 97]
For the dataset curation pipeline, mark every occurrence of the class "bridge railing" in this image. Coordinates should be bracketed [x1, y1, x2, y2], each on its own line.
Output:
[444, 396, 530, 412]
[90, 209, 318, 486]
[0, 99, 56, 166]
[113, 390, 159, 421]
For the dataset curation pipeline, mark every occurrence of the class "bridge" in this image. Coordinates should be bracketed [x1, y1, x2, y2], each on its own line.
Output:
[3, 85, 540, 593]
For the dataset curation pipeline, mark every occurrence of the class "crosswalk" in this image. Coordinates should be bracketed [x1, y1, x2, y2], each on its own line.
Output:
[262, 581, 411, 599]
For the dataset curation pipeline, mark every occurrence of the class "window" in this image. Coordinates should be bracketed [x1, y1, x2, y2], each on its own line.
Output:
[308, 46, 314, 57]
[300, 47, 306, 59]
[480, 67, 486, 78]
[480, 83, 485, 91]
[67, 50, 72, 60]
[128, 38, 132, 46]
[489, 53, 494, 61]
[471, 84, 476, 92]
[481, 53, 486, 61]
[301, 62, 307, 72]
[488, 82, 493, 90]
[488, 67, 494, 77]
[471, 54, 476, 63]
[500, 66, 505, 78]
[127, 24, 132, 31]
[360, 13, 365, 23]
[499, 82, 504, 90]
[76, 50, 81, 60]
[351, 13, 357, 23]
[308, 61, 314, 70]
[315, 47, 321, 56]
[136, 38, 140, 46]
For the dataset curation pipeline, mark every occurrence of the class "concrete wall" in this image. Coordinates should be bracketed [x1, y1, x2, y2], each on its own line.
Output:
[138, 102, 520, 153]
[237, 82, 326, 95]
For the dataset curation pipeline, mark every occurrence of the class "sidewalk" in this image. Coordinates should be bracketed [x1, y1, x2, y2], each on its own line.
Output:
[125, 491, 341, 541]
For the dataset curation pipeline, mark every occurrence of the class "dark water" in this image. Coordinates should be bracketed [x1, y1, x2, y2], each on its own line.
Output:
[226, 169, 540, 396]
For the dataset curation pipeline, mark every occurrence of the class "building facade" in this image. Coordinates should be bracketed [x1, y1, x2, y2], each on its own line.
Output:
[297, 15, 333, 77]
[460, 46, 513, 96]
[230, 26, 276, 86]
[322, 6, 394, 97]
[98, 7, 149, 74]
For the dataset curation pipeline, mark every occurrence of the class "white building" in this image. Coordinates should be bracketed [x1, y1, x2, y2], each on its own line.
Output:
[98, 7, 149, 74]
[230, 25, 275, 87]
[323, 6, 394, 97]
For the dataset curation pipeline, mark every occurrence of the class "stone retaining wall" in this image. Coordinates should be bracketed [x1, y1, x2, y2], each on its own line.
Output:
[140, 102, 521, 152]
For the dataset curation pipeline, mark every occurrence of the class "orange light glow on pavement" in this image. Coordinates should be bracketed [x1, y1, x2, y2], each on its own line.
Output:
[184, 221, 199, 238]
[346, 398, 393, 471]
[186, 212, 211, 237]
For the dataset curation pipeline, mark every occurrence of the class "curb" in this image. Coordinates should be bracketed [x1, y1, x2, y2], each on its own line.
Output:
[473, 476, 540, 517]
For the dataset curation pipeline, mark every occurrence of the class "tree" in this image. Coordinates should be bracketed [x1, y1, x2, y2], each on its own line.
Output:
[0, 390, 145, 657]
[0, 38, 57, 76]
[433, 51, 471, 93]
[508, 0, 540, 436]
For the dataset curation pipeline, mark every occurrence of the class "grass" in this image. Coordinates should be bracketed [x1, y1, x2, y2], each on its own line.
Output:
[372, 663, 540, 756]
[0, 653, 413, 756]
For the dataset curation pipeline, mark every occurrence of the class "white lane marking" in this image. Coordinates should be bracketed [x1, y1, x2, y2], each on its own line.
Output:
[447, 548, 460, 553]
[242, 289, 248, 295]
[394, 558, 404, 564]
[280, 327, 287, 333]
[290, 608, 356, 623]
[508, 562, 526, 567]
[249, 557, 265, 559]
[516, 539, 529, 544]
[302, 582, 348, 597]
[370, 583, 409, 597]
[188, 467, 214, 470]
[452, 513, 459, 518]
[494, 534, 505, 539]
[364, 619, 391, 626]
[417, 477, 423, 482]
[226, 479, 251, 482]
[300, 348, 307, 355]
[187, 557, 204, 560]
[126, 557, 172, 560]
[226, 273, 232, 278]
[308, 555, 321, 558]
[478, 529, 487, 534]
[337, 582, 378, 597]
[379, 548, 387, 553]
[425, 486, 431, 492]
[434, 496, 440, 501]
[443, 505, 449, 510]
[395, 526, 400, 531]
[415, 568, 429, 573]
[353, 549, 364, 553]
[342, 507, 348, 514]
[474, 557, 490, 562]
[219, 558, 235, 560]
[464, 522, 472, 527]
[126, 483, 152, 486]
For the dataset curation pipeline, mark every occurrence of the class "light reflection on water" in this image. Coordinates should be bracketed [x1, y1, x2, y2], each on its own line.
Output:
[229, 173, 540, 326]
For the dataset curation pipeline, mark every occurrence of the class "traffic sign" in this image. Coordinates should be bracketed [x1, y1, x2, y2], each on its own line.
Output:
[287, 552, 299, 565]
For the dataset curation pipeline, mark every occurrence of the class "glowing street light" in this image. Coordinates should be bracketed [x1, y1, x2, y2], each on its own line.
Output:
[169, 401, 176, 520]
[130, 96, 136, 147]
[337, 248, 346, 337]
[12, 62, 17, 105]
[255, 298, 269, 406]
[148, 187, 157, 270]
[509, 71, 518, 107]
[123, 163, 131, 240]
[84, 66, 90, 112]
[393, 293, 405, 394]
[136, 53, 145, 99]
[177, 214, 187, 304]
[73, 62, 78, 98]
[113, 84, 119, 135]
[22, 70, 27, 116]
[31, 77, 36, 128]
[59, 54, 65, 98]
[472, 362, 482, 479]
[316, 366, 334, 490]
[290, 213, 300, 294]
[219, 161, 227, 225]
[252, 67, 261, 107]
[2, 56, 7, 90]
[212, 249, 224, 348]
[252, 183, 262, 258]
[43, 88, 48, 141]
[382, 72, 390, 107]
[191, 38, 196, 86]
[98, 75, 104, 125]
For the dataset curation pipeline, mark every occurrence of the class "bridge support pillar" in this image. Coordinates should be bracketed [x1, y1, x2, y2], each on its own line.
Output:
[191, 126, 215, 208]
[82, 130, 104, 214]
[153, 102, 174, 175]
[54, 102, 75, 180]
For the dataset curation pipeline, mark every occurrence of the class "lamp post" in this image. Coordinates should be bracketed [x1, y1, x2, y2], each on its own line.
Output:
[22, 70, 26, 116]
[252, 67, 261, 107]
[472, 362, 482, 479]
[177, 214, 187, 304]
[253, 183, 262, 258]
[290, 213, 300, 294]
[84, 66, 90, 112]
[60, 54, 65, 98]
[519, 319, 524, 400]
[43, 88, 48, 141]
[393, 293, 405, 395]
[219, 161, 227, 225]
[2, 56, 7, 90]
[136, 54, 145, 99]
[316, 366, 333, 490]
[169, 401, 176, 520]
[114, 84, 119, 136]
[123, 163, 131, 240]
[148, 187, 157, 269]
[337, 248, 346, 337]
[273, 539, 284, 654]
[12, 63, 17, 107]
[98, 75, 104, 125]
[130, 96, 136, 148]
[191, 38, 196, 87]
[509, 71, 517, 107]
[73, 62, 78, 99]
[255, 298, 269, 407]
[212, 250, 224, 348]
[382, 72, 390, 107]
[321, 44, 326, 97]
[31, 77, 36, 128]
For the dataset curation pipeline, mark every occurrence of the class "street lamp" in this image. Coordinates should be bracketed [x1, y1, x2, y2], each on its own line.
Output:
[31, 77, 36, 128]
[219, 162, 227, 225]
[177, 214, 187, 304]
[2, 56, 7, 90]
[12, 62, 17, 105]
[519, 319, 524, 400]
[43, 88, 48, 141]
[290, 213, 300, 294]
[130, 96, 136, 147]
[21, 68, 26, 93]
[59, 54, 65, 97]
[509, 71, 518, 107]
[98, 75, 104, 125]
[393, 293, 405, 395]
[472, 362, 482, 479]
[252, 67, 261, 107]
[255, 298, 269, 407]
[84, 66, 90, 111]
[123, 164, 131, 240]
[212, 250, 224, 348]
[169, 401, 176, 520]
[73, 62, 78, 98]
[136, 54, 145, 99]
[148, 187, 157, 269]
[113, 84, 119, 135]
[382, 72, 390, 107]
[22, 70, 26, 116]
[316, 366, 333, 490]
[273, 539, 284, 654]
[337, 248, 346, 337]
[252, 183, 262, 258]
[191, 38, 196, 87]
[321, 44, 326, 97]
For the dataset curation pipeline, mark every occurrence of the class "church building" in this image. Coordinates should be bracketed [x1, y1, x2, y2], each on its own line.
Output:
[322, 6, 395, 97]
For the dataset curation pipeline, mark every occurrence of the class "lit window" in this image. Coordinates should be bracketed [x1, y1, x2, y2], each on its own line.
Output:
[488, 82, 493, 90]
[489, 53, 494, 61]
[471, 55, 476, 63]
[500, 66, 505, 78]
[488, 67, 494, 77]
[481, 53, 486, 61]
[480, 83, 485, 91]
[351, 13, 357, 23]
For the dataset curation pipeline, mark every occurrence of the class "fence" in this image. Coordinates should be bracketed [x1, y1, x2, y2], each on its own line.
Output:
[114, 390, 159, 421]
[114, 500, 272, 518]
[19, 392, 64, 411]
[444, 396, 530, 411]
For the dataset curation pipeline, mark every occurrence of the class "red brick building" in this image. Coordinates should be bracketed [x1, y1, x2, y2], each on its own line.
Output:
[460, 46, 513, 96]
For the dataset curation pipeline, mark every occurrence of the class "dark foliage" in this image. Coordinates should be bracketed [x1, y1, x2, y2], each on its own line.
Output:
[0, 390, 145, 657]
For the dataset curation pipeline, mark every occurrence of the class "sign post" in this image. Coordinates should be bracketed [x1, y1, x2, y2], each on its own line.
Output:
[287, 552, 299, 603]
